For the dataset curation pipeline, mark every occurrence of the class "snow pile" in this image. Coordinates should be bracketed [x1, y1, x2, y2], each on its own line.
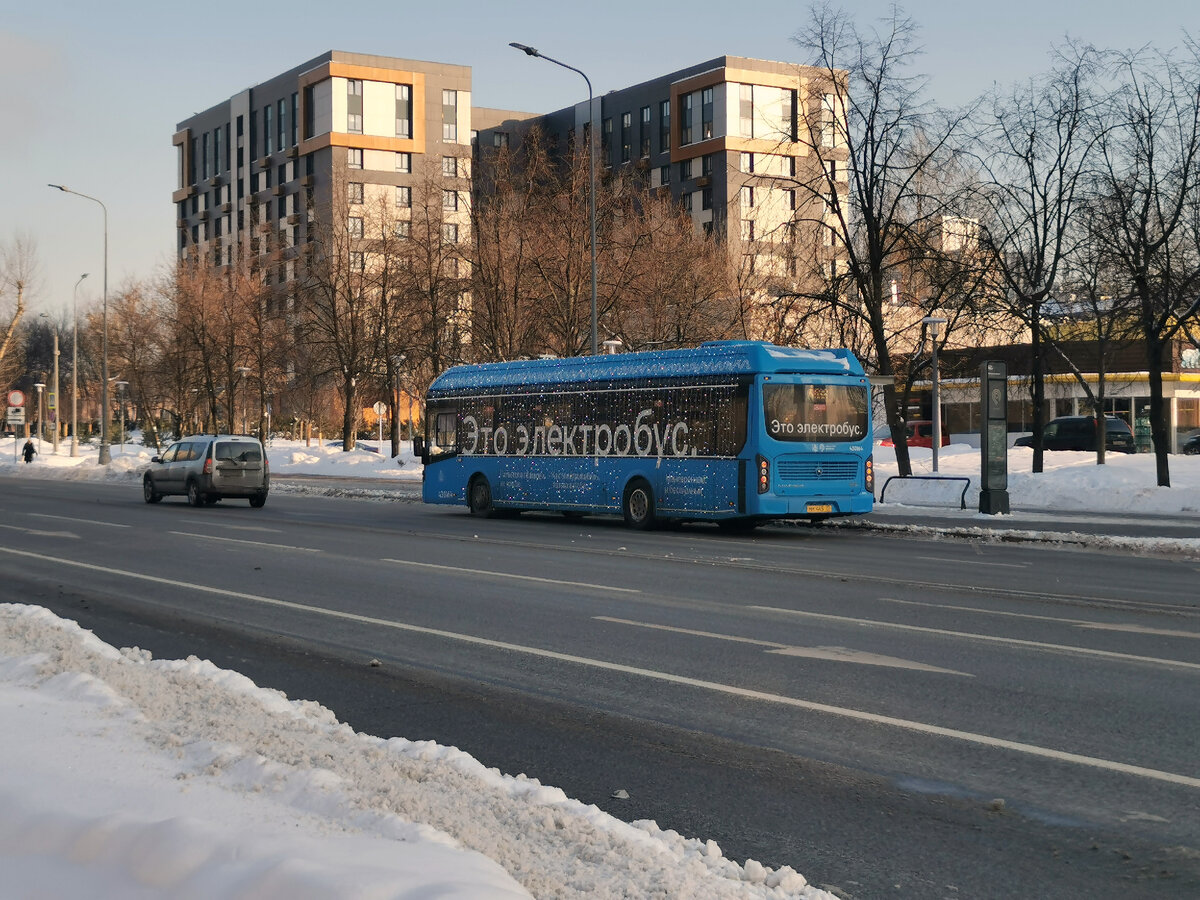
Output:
[873, 442, 1200, 516]
[0, 604, 833, 900]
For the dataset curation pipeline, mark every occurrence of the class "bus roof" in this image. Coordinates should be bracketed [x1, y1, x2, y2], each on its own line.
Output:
[428, 341, 865, 394]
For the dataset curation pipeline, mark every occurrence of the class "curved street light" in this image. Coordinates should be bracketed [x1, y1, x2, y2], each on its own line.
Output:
[49, 185, 110, 464]
[509, 42, 598, 356]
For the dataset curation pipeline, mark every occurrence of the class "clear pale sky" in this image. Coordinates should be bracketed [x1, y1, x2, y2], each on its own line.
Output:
[1, 0, 1191, 323]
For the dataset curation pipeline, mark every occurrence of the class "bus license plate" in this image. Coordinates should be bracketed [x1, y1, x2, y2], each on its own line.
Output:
[807, 503, 833, 513]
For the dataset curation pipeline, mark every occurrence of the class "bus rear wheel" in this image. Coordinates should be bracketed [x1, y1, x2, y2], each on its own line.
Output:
[468, 475, 495, 517]
[623, 479, 656, 530]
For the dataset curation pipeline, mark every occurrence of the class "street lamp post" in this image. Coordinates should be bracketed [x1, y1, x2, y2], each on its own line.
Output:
[33, 383, 46, 451]
[114, 381, 129, 454]
[235, 367, 250, 433]
[49, 185, 110, 464]
[71, 273, 88, 457]
[510, 42, 598, 356]
[922, 316, 948, 473]
[39, 313, 60, 454]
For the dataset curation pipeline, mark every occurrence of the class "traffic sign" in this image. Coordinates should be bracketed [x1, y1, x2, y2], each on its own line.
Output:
[6, 407, 25, 425]
[372, 401, 387, 415]
[7, 390, 24, 407]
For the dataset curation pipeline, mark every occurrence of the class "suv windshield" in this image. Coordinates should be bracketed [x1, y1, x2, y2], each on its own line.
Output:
[763, 383, 869, 443]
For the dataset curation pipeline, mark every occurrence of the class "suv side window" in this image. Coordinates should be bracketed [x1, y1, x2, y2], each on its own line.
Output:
[160, 444, 180, 463]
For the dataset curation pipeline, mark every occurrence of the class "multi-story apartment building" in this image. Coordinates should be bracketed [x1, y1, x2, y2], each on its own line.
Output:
[173, 51, 478, 307]
[477, 56, 848, 312]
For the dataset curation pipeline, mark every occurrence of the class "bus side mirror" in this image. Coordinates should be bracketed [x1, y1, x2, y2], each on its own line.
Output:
[412, 436, 425, 461]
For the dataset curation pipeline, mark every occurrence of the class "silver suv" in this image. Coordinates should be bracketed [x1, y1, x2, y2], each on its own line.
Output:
[143, 435, 269, 507]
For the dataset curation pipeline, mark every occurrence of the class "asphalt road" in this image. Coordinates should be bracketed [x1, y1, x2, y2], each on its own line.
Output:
[1, 474, 1198, 899]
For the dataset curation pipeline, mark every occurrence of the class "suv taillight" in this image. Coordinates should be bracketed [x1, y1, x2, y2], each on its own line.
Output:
[203, 457, 213, 475]
[756, 454, 770, 494]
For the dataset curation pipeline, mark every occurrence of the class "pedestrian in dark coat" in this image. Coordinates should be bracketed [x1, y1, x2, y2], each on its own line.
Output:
[22, 438, 35, 463]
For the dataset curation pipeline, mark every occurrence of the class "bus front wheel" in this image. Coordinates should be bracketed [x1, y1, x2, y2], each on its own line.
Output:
[623, 479, 656, 530]
[468, 475, 495, 517]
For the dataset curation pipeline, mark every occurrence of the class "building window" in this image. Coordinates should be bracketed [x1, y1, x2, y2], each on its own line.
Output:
[278, 98, 287, 154]
[681, 192, 693, 213]
[396, 186, 411, 208]
[493, 131, 509, 148]
[821, 93, 837, 148]
[659, 164, 671, 185]
[789, 189, 797, 211]
[679, 159, 692, 181]
[740, 84, 754, 138]
[783, 89, 797, 141]
[443, 189, 458, 210]
[201, 132, 210, 180]
[741, 185, 755, 207]
[395, 220, 410, 239]
[291, 92, 299, 145]
[442, 89, 458, 141]
[213, 128, 223, 176]
[347, 79, 364, 134]
[701, 154, 713, 177]
[602, 118, 612, 161]
[742, 219, 755, 242]
[659, 99, 670, 153]
[442, 223, 458, 243]
[347, 148, 363, 169]
[264, 105, 274, 154]
[396, 151, 411, 173]
[348, 216, 364, 238]
[350, 251, 365, 271]
[348, 182, 363, 204]
[680, 93, 693, 145]
[740, 152, 754, 173]
[396, 84, 412, 138]
[640, 106, 651, 158]
[621, 111, 632, 163]
[701, 186, 713, 210]
[442, 156, 457, 177]
[701, 87, 714, 140]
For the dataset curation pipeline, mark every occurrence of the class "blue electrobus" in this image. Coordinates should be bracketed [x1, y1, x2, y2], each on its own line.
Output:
[420, 341, 874, 529]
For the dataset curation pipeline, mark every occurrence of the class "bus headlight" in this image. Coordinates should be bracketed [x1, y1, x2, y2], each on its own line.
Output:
[756, 455, 770, 494]
[865, 455, 874, 493]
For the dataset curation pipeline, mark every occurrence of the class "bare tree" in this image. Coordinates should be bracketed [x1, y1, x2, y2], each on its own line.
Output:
[972, 43, 1102, 473]
[790, 3, 971, 476]
[0, 232, 38, 386]
[1091, 39, 1200, 486]
[298, 170, 384, 449]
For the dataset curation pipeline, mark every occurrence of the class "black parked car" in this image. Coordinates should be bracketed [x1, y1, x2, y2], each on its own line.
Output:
[1013, 415, 1136, 453]
[1183, 431, 1200, 455]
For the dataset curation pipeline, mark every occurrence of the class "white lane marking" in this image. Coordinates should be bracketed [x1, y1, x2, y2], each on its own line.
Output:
[381, 558, 640, 594]
[30, 513, 131, 529]
[220, 525, 284, 534]
[883, 597, 1200, 640]
[168, 531, 321, 553]
[751, 606, 1200, 672]
[2, 544, 1195, 790]
[0, 522, 78, 539]
[594, 616, 971, 676]
[917, 556, 1028, 569]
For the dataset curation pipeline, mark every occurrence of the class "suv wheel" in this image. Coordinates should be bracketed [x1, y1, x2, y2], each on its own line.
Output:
[249, 492, 267, 508]
[143, 477, 162, 504]
[187, 480, 205, 507]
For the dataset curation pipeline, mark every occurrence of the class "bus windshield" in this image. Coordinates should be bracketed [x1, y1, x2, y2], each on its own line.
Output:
[763, 383, 869, 442]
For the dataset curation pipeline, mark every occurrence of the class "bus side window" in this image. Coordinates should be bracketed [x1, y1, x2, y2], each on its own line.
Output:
[435, 411, 457, 451]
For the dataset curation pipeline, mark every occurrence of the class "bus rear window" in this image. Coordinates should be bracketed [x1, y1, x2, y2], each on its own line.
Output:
[763, 383, 868, 442]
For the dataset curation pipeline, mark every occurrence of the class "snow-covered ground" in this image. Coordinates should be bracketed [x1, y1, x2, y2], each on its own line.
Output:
[2, 435, 1198, 898]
